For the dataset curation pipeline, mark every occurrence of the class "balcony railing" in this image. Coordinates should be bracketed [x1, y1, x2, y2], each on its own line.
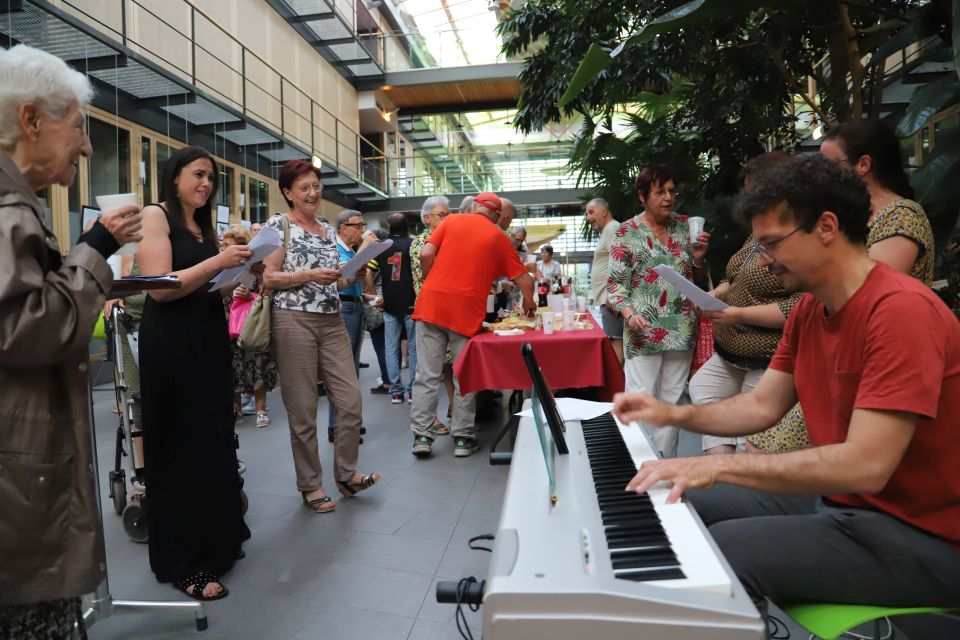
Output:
[53, 0, 389, 194]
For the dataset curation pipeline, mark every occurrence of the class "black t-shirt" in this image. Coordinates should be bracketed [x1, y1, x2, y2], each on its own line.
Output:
[378, 235, 416, 315]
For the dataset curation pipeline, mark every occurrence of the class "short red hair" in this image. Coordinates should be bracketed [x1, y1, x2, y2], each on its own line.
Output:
[278, 160, 323, 207]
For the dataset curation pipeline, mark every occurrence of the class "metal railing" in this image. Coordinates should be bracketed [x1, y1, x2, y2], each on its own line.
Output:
[57, 0, 389, 193]
[374, 26, 517, 72]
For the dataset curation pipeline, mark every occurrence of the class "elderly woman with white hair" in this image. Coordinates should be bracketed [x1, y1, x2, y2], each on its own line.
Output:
[410, 195, 454, 433]
[0, 45, 142, 638]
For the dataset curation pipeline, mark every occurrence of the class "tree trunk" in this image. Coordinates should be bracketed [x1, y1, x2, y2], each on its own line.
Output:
[827, 3, 853, 122]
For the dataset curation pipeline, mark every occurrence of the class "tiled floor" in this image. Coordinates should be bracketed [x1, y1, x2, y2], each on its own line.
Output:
[83, 338, 941, 639]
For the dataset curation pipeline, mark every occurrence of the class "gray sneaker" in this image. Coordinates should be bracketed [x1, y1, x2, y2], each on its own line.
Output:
[453, 437, 479, 458]
[412, 434, 433, 457]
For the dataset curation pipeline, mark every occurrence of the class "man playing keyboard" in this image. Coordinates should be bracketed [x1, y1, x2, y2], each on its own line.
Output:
[613, 154, 960, 628]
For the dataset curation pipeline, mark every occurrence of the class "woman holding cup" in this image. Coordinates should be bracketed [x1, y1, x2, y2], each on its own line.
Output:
[137, 145, 254, 601]
[607, 165, 710, 458]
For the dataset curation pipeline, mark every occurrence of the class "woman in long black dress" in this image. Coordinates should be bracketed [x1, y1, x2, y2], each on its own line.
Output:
[137, 145, 254, 600]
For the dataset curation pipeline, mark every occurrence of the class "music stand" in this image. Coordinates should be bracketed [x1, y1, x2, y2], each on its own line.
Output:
[82, 277, 210, 632]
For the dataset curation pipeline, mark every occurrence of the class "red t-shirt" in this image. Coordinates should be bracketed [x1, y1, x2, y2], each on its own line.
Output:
[413, 214, 526, 336]
[770, 262, 960, 547]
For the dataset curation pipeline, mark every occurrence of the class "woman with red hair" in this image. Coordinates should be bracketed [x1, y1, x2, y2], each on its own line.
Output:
[262, 160, 380, 514]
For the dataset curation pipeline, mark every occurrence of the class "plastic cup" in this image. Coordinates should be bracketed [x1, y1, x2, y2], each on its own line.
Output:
[562, 297, 571, 311]
[96, 193, 139, 256]
[577, 295, 587, 311]
[688, 216, 705, 245]
[563, 309, 574, 331]
[542, 311, 555, 335]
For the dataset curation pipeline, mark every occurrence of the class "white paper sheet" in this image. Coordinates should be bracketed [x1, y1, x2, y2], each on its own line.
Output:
[652, 264, 728, 311]
[340, 239, 393, 279]
[515, 397, 614, 422]
[209, 226, 282, 289]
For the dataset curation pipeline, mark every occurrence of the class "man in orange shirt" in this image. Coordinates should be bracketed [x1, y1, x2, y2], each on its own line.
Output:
[411, 192, 536, 457]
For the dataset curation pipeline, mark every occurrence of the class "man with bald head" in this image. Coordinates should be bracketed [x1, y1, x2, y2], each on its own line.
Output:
[411, 192, 536, 458]
[498, 197, 516, 231]
[586, 197, 623, 363]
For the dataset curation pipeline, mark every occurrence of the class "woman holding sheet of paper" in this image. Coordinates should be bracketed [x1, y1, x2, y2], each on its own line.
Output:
[261, 160, 380, 515]
[137, 145, 255, 601]
[607, 165, 710, 458]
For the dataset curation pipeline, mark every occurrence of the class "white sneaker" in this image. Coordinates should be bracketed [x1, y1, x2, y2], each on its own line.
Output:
[256, 411, 270, 428]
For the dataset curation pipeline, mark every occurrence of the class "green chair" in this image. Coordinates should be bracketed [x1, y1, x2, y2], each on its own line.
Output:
[779, 601, 960, 640]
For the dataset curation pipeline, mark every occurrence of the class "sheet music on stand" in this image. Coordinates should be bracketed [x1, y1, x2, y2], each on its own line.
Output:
[530, 386, 559, 506]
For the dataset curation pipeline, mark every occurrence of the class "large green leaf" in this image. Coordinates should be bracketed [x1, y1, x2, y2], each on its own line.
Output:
[558, 44, 613, 107]
[620, 0, 780, 48]
[896, 75, 960, 136]
[558, 0, 780, 108]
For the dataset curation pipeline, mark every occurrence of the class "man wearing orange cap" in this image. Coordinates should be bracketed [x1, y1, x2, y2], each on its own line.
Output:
[410, 192, 537, 457]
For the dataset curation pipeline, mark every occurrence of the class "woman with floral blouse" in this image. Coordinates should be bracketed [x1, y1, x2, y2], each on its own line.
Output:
[608, 165, 710, 457]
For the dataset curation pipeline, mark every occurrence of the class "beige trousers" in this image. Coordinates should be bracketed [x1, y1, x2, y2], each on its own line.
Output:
[688, 353, 764, 452]
[271, 308, 362, 490]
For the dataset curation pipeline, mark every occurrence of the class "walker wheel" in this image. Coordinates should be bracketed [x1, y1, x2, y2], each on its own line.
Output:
[110, 477, 127, 515]
[122, 501, 149, 543]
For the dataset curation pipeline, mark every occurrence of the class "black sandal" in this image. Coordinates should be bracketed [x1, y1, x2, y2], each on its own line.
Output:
[336, 472, 382, 498]
[175, 572, 229, 601]
[301, 491, 336, 513]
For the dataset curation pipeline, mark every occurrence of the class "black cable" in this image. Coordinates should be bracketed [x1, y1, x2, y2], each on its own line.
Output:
[454, 577, 484, 640]
[468, 533, 495, 553]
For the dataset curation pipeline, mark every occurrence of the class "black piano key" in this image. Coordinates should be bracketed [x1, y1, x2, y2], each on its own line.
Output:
[615, 568, 687, 582]
[582, 411, 687, 583]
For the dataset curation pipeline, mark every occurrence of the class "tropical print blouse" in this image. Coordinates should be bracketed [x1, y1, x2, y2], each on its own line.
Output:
[608, 213, 698, 358]
[265, 213, 341, 314]
[410, 230, 428, 295]
[866, 198, 934, 286]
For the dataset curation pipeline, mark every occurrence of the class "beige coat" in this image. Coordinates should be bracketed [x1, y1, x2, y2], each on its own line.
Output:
[0, 152, 112, 605]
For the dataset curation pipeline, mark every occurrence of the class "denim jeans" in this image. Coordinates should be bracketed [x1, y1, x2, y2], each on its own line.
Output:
[369, 322, 388, 383]
[328, 300, 364, 429]
[385, 312, 416, 396]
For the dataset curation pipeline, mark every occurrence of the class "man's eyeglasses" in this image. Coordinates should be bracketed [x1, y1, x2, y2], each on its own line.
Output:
[342, 222, 367, 229]
[752, 225, 804, 261]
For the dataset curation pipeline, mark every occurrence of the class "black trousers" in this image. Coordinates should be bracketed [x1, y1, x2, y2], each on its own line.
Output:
[688, 484, 960, 634]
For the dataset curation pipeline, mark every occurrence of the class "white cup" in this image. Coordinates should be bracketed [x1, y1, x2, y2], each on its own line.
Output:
[106, 254, 123, 280]
[577, 295, 587, 312]
[562, 309, 574, 331]
[688, 216, 706, 245]
[542, 311, 555, 335]
[562, 297, 571, 311]
[96, 193, 140, 256]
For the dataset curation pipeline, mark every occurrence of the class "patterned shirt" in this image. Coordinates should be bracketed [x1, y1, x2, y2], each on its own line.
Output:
[608, 213, 698, 358]
[265, 213, 340, 314]
[866, 198, 934, 286]
[714, 235, 804, 369]
[410, 230, 428, 295]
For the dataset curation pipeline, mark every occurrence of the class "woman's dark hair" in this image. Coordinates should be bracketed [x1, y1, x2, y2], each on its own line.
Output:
[372, 228, 388, 241]
[634, 165, 675, 201]
[735, 154, 871, 246]
[737, 151, 791, 190]
[160, 145, 218, 246]
[823, 119, 914, 198]
[278, 159, 323, 208]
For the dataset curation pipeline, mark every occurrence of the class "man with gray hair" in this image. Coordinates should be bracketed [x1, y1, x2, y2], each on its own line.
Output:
[329, 209, 375, 439]
[458, 195, 475, 213]
[586, 197, 624, 364]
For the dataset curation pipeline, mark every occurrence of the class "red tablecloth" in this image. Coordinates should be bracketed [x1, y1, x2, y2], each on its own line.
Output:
[453, 322, 625, 401]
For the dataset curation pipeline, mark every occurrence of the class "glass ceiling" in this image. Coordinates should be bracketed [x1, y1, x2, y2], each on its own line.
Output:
[395, 0, 505, 66]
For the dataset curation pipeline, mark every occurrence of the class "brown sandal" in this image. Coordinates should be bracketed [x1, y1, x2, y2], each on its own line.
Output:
[336, 472, 381, 498]
[432, 418, 449, 435]
[301, 491, 336, 513]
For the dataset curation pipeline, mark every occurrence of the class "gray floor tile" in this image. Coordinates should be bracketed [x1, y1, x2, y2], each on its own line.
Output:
[286, 561, 432, 618]
[291, 604, 415, 640]
[393, 511, 461, 543]
[336, 530, 446, 575]
[407, 618, 462, 640]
